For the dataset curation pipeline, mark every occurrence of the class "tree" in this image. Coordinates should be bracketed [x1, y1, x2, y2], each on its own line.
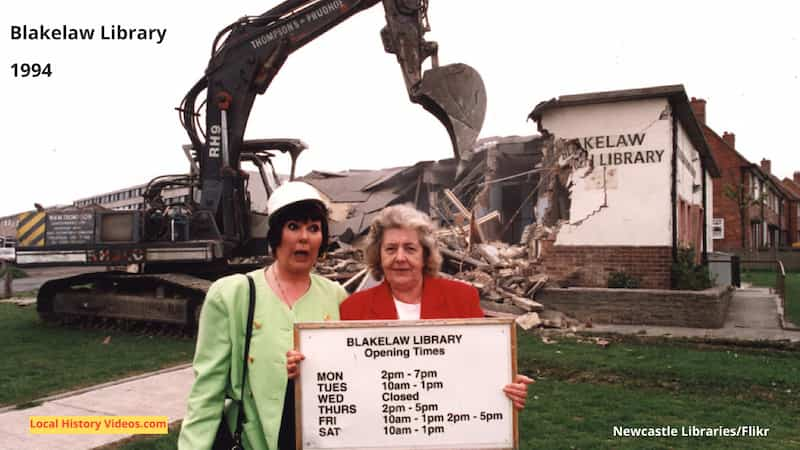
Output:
[722, 179, 760, 249]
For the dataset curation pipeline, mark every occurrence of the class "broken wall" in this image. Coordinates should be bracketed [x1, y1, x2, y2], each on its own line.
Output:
[533, 97, 713, 288]
[539, 98, 674, 247]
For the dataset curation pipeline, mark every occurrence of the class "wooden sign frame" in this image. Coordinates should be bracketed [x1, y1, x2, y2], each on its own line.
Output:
[294, 318, 518, 450]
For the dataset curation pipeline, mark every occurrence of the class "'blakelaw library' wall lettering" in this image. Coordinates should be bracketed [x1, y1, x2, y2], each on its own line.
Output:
[578, 133, 665, 167]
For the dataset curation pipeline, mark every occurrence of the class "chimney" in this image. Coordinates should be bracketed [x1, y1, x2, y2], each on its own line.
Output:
[722, 131, 735, 149]
[690, 97, 706, 125]
[761, 158, 771, 175]
[794, 171, 800, 185]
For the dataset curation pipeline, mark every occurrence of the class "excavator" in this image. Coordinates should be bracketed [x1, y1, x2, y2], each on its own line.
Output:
[15, 0, 486, 332]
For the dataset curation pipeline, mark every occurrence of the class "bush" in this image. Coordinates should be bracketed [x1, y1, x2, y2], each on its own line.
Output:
[607, 271, 640, 289]
[671, 246, 712, 290]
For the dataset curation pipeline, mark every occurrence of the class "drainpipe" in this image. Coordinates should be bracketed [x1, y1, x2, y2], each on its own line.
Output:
[671, 113, 678, 266]
[701, 159, 708, 264]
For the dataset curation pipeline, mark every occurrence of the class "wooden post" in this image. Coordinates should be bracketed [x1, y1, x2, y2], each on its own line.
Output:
[1, 261, 11, 299]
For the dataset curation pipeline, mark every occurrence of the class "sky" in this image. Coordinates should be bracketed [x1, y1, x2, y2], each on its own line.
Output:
[2, 0, 799, 217]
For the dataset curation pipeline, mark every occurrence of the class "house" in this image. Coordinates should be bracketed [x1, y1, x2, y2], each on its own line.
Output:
[528, 85, 719, 289]
[781, 173, 800, 246]
[692, 98, 792, 250]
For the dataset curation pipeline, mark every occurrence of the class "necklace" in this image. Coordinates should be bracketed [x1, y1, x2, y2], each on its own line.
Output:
[269, 265, 290, 304]
[269, 265, 308, 306]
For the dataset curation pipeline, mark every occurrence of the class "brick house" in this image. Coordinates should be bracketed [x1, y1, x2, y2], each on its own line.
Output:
[529, 85, 718, 289]
[692, 98, 791, 250]
[781, 173, 800, 245]
[759, 159, 794, 247]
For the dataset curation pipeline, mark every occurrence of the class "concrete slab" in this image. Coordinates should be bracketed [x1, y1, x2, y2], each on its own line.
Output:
[725, 289, 781, 329]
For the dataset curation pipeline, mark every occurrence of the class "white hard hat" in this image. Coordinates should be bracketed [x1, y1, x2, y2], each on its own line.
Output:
[267, 181, 326, 216]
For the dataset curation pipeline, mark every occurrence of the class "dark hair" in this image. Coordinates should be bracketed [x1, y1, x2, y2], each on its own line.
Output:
[266, 200, 329, 257]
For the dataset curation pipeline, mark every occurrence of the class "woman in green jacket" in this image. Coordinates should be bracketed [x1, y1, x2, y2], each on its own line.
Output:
[178, 181, 347, 450]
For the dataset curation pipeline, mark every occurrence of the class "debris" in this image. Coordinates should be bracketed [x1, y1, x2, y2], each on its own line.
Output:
[316, 246, 366, 281]
[594, 337, 610, 348]
[539, 309, 580, 329]
[102, 336, 112, 345]
[475, 244, 501, 266]
[440, 247, 490, 270]
[525, 275, 548, 298]
[515, 312, 541, 330]
[342, 268, 369, 290]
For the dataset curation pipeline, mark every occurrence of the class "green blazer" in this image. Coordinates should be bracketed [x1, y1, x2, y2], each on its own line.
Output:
[178, 269, 346, 450]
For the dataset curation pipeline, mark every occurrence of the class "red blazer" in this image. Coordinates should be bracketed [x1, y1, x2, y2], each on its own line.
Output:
[340, 275, 484, 320]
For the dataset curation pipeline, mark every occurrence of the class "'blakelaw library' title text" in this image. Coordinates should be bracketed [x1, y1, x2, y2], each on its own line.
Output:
[10, 25, 167, 44]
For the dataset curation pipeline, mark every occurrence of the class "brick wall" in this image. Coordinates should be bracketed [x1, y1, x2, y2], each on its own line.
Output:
[537, 241, 671, 289]
[705, 127, 750, 251]
[537, 285, 733, 328]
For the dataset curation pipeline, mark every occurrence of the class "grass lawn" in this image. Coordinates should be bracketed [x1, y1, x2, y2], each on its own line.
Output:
[742, 269, 800, 326]
[518, 333, 800, 449]
[0, 303, 195, 407]
[113, 332, 800, 450]
[96, 424, 179, 450]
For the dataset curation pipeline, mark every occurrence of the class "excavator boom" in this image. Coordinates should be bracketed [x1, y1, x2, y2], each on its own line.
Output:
[180, 0, 486, 244]
[20, 0, 487, 335]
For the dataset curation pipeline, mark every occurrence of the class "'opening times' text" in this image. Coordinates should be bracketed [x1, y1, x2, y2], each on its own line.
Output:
[313, 369, 505, 440]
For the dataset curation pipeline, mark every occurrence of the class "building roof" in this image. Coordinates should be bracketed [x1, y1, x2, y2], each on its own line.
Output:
[701, 125, 751, 168]
[782, 178, 800, 200]
[749, 164, 798, 200]
[528, 84, 720, 177]
[301, 168, 407, 202]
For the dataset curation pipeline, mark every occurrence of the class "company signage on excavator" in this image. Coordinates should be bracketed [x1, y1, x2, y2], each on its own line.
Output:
[208, 125, 222, 158]
[249, 0, 346, 49]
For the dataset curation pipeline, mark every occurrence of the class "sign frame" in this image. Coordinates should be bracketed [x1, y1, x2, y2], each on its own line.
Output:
[294, 318, 518, 450]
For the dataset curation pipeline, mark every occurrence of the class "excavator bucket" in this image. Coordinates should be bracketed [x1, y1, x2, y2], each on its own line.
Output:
[414, 63, 487, 163]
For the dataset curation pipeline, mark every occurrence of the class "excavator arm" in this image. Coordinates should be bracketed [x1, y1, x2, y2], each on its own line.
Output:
[179, 0, 486, 245]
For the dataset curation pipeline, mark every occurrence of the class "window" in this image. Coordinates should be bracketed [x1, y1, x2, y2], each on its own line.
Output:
[752, 176, 760, 200]
[712, 218, 724, 239]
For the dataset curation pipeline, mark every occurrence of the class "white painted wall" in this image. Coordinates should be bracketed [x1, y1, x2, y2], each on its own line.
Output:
[539, 99, 673, 246]
[676, 123, 701, 203]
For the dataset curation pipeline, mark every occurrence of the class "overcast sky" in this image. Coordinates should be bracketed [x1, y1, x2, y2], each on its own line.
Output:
[2, 0, 799, 217]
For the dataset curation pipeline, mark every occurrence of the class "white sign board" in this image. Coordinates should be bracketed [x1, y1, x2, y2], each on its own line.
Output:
[295, 318, 517, 450]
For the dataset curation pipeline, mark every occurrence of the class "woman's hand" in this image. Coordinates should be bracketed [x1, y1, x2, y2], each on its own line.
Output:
[503, 374, 534, 410]
[286, 350, 305, 380]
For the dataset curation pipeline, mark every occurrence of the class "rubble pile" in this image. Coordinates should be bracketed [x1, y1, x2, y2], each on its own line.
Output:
[316, 232, 581, 331]
[316, 246, 366, 281]
[438, 237, 581, 331]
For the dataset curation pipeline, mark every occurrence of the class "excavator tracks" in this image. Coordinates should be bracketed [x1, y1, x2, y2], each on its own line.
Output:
[37, 272, 213, 337]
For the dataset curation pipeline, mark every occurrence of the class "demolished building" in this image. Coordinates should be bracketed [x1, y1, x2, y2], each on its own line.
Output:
[528, 84, 719, 289]
[306, 85, 720, 291]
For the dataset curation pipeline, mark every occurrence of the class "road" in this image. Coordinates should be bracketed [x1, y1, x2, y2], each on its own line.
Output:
[9, 266, 99, 294]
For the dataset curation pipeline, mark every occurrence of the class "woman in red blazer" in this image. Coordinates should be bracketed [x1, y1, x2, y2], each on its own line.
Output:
[338, 204, 533, 409]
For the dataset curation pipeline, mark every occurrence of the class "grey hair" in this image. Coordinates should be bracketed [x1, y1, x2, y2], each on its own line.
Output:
[364, 204, 442, 279]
